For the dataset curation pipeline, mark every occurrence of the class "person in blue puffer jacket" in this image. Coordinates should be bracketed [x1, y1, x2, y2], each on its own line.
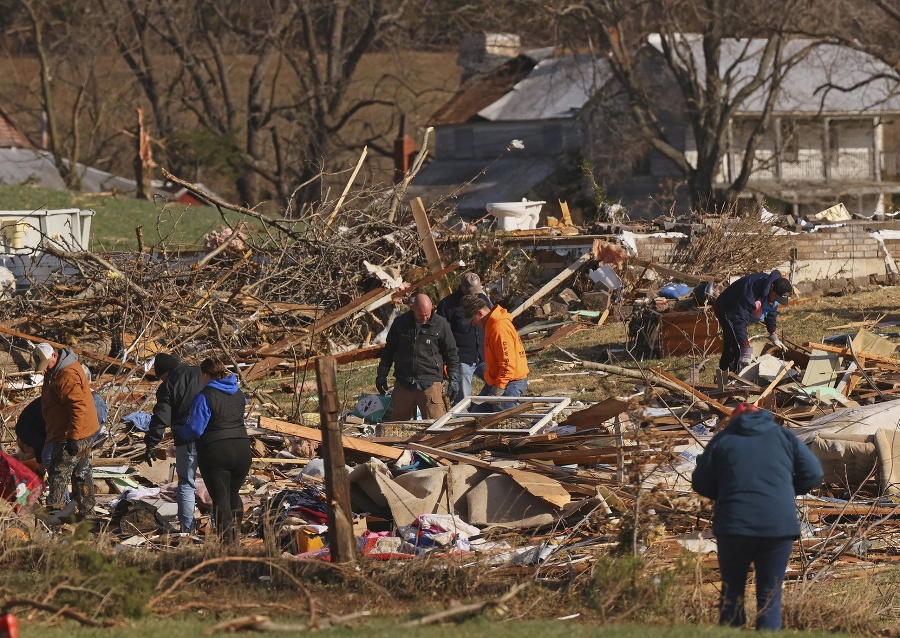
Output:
[693, 403, 823, 631]
[178, 357, 249, 544]
[713, 269, 793, 374]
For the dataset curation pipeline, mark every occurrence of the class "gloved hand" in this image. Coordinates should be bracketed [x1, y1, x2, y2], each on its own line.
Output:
[447, 378, 460, 399]
[769, 333, 787, 351]
[144, 445, 156, 466]
[488, 384, 505, 396]
[64, 439, 78, 456]
[738, 344, 753, 368]
[375, 367, 390, 395]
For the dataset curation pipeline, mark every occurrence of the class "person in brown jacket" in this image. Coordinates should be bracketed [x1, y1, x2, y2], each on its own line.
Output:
[33, 342, 99, 517]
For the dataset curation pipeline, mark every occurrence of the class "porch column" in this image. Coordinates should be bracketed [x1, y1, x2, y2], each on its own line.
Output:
[874, 117, 883, 182]
[774, 117, 783, 182]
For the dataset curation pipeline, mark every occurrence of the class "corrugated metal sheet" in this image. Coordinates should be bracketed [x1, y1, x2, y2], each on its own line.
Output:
[647, 35, 900, 114]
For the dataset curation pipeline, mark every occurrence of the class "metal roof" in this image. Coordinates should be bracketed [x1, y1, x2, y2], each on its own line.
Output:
[647, 35, 900, 114]
[478, 55, 613, 121]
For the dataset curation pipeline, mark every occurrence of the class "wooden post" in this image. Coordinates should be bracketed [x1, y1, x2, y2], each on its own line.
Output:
[410, 197, 452, 298]
[316, 356, 357, 563]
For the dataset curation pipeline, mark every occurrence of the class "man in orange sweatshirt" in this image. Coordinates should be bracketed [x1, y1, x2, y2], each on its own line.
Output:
[461, 295, 529, 412]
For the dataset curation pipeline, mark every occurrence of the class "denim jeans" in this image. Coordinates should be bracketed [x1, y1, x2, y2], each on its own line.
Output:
[175, 443, 198, 532]
[452, 361, 486, 405]
[717, 535, 795, 631]
[473, 377, 528, 413]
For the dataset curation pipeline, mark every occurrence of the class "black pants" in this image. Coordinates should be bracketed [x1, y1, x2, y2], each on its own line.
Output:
[715, 307, 743, 373]
[197, 438, 252, 544]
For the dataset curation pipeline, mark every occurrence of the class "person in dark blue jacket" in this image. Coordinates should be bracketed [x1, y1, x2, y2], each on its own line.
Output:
[713, 270, 792, 374]
[437, 272, 492, 405]
[178, 357, 249, 544]
[692, 403, 823, 631]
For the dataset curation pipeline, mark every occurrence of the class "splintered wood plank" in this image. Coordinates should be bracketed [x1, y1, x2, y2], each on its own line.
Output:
[806, 343, 900, 367]
[410, 197, 452, 298]
[559, 397, 631, 430]
[316, 356, 357, 563]
[258, 416, 403, 460]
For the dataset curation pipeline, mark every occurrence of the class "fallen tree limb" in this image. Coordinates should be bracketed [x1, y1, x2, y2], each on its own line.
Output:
[3, 598, 118, 628]
[403, 582, 529, 627]
[42, 244, 151, 299]
[573, 360, 718, 413]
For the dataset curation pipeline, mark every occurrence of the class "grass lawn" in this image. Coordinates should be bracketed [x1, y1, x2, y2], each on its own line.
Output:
[19, 617, 860, 638]
[0, 184, 250, 250]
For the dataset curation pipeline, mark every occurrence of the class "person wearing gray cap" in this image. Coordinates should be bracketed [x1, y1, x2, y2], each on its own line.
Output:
[32, 342, 99, 519]
[437, 272, 493, 405]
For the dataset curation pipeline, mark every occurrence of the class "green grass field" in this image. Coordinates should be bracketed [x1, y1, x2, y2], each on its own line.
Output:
[0, 184, 248, 250]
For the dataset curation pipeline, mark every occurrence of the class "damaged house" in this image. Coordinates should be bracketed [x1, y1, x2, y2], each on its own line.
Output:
[411, 35, 900, 220]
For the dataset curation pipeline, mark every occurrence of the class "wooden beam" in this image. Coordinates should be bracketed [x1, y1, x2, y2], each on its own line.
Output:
[413, 402, 535, 448]
[0, 324, 128, 368]
[805, 342, 900, 366]
[317, 356, 356, 563]
[510, 251, 593, 319]
[258, 416, 403, 460]
[753, 362, 794, 406]
[650, 367, 733, 416]
[410, 197, 452, 298]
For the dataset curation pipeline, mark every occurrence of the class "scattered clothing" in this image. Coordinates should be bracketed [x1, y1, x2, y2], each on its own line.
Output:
[121, 411, 152, 432]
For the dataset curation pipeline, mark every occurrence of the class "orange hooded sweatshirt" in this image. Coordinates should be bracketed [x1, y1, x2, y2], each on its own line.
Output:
[483, 305, 529, 388]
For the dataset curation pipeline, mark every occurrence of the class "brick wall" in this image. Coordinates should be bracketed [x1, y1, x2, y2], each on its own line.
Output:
[634, 220, 900, 284]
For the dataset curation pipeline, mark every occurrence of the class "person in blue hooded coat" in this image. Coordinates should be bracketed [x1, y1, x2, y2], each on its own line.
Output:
[178, 357, 250, 543]
[713, 270, 793, 374]
[692, 404, 823, 630]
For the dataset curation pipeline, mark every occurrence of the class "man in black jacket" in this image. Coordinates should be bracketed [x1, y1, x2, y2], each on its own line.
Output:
[376, 294, 459, 421]
[144, 353, 203, 532]
[437, 272, 492, 405]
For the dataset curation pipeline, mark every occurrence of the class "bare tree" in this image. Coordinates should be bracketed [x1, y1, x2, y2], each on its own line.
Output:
[94, 0, 414, 209]
[551, 0, 823, 209]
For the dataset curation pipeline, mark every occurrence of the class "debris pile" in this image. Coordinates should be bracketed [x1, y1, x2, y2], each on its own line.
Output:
[1, 188, 899, 615]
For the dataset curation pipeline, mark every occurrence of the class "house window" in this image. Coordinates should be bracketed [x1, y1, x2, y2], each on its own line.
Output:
[780, 118, 799, 163]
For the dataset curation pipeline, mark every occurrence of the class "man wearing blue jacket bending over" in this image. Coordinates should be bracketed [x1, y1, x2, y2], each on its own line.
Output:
[713, 270, 792, 375]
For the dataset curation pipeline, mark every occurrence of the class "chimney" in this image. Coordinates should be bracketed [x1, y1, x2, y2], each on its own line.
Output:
[458, 32, 521, 82]
[393, 114, 416, 183]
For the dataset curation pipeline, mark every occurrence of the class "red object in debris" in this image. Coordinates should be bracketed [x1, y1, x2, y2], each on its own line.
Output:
[0, 608, 19, 638]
